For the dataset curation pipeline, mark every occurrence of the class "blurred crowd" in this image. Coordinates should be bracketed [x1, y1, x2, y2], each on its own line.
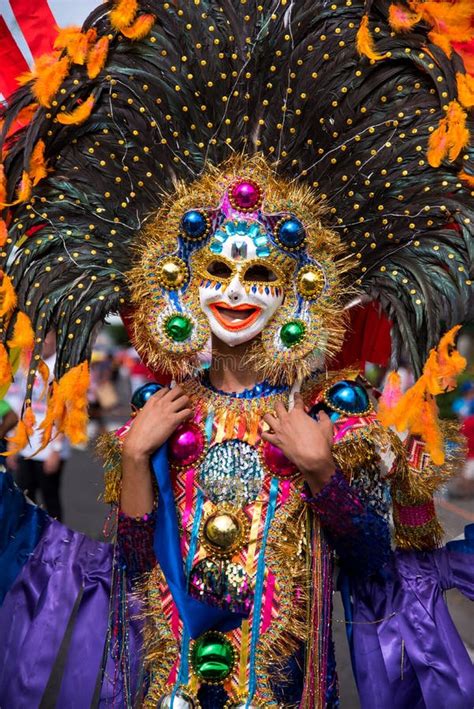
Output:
[1, 321, 473, 521]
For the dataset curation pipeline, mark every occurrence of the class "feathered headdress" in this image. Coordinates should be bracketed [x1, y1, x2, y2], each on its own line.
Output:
[0, 0, 472, 444]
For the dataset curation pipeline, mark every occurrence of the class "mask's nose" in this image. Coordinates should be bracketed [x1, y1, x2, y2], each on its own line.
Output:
[226, 274, 243, 303]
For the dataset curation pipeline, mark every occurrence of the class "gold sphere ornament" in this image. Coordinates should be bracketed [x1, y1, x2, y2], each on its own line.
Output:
[201, 505, 249, 558]
[156, 256, 189, 290]
[297, 264, 325, 299]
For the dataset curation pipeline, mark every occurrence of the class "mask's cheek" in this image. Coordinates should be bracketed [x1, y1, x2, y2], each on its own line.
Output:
[198, 284, 285, 346]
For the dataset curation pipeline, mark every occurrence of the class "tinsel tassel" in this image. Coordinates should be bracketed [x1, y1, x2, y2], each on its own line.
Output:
[7, 311, 35, 351]
[356, 15, 388, 61]
[110, 0, 138, 30]
[29, 139, 49, 186]
[87, 36, 110, 79]
[0, 272, 17, 317]
[121, 14, 155, 41]
[57, 94, 95, 125]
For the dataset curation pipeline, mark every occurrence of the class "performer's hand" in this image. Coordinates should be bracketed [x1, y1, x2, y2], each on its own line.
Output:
[123, 385, 193, 461]
[262, 393, 335, 495]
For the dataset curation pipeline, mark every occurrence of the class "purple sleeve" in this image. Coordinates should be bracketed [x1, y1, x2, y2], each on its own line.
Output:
[117, 510, 157, 576]
[304, 469, 392, 576]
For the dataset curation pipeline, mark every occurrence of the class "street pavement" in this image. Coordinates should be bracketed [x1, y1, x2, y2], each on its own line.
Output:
[59, 433, 474, 709]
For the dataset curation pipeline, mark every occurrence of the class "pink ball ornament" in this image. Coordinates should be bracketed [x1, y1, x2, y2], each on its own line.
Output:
[229, 179, 262, 212]
[261, 440, 298, 477]
[169, 422, 205, 467]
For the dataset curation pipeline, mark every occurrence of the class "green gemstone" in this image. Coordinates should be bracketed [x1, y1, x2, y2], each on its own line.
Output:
[165, 315, 193, 342]
[191, 631, 235, 682]
[280, 320, 305, 347]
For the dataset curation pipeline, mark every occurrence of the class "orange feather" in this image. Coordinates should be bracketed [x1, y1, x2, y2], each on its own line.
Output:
[6, 420, 29, 453]
[32, 54, 71, 108]
[0, 219, 7, 247]
[57, 94, 95, 126]
[427, 100, 469, 167]
[55, 26, 97, 65]
[120, 13, 155, 40]
[110, 0, 138, 30]
[7, 311, 35, 351]
[0, 272, 17, 317]
[456, 73, 474, 109]
[428, 30, 452, 57]
[356, 15, 389, 61]
[388, 4, 420, 32]
[458, 170, 474, 187]
[87, 36, 109, 79]
[0, 164, 7, 205]
[16, 170, 32, 202]
[29, 139, 49, 186]
[0, 344, 12, 387]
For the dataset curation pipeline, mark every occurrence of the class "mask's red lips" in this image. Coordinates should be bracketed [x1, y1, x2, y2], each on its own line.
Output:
[209, 302, 262, 331]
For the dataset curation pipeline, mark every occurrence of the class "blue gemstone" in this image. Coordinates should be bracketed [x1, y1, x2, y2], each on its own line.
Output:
[277, 217, 305, 248]
[309, 402, 341, 423]
[181, 210, 207, 239]
[131, 382, 163, 409]
[326, 380, 370, 414]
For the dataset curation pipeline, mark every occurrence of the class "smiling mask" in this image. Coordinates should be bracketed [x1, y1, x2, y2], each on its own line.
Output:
[130, 156, 346, 383]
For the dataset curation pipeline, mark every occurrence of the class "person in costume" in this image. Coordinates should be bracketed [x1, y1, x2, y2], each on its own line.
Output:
[0, 1, 473, 708]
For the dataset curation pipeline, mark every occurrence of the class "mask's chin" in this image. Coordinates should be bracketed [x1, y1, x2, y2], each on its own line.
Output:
[205, 308, 269, 347]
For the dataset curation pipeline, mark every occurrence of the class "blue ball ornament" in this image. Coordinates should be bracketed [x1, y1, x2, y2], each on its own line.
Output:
[131, 382, 163, 410]
[309, 402, 341, 423]
[181, 210, 208, 239]
[277, 217, 306, 249]
[325, 380, 370, 415]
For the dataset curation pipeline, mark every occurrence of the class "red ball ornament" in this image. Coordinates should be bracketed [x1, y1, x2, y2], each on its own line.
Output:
[169, 422, 205, 467]
[261, 440, 298, 477]
[229, 179, 262, 212]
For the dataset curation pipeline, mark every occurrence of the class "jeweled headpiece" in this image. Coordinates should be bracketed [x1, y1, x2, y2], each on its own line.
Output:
[0, 0, 472, 442]
[130, 157, 346, 382]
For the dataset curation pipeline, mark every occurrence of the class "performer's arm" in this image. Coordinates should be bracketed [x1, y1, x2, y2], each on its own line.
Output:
[262, 393, 391, 576]
[120, 384, 192, 517]
[117, 385, 192, 575]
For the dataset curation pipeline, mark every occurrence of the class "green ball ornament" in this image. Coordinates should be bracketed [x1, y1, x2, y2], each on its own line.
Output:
[280, 320, 305, 347]
[165, 315, 193, 342]
[190, 631, 235, 683]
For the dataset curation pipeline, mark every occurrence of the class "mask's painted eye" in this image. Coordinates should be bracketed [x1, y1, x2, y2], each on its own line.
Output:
[243, 264, 278, 282]
[206, 259, 233, 279]
[275, 216, 306, 250]
[181, 210, 209, 240]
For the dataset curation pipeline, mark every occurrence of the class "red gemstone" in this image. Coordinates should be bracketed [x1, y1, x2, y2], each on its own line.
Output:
[169, 422, 205, 466]
[261, 440, 298, 477]
[230, 180, 261, 211]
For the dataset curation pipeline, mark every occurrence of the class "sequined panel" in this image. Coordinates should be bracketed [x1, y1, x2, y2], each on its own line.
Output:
[199, 440, 264, 505]
[189, 559, 253, 614]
